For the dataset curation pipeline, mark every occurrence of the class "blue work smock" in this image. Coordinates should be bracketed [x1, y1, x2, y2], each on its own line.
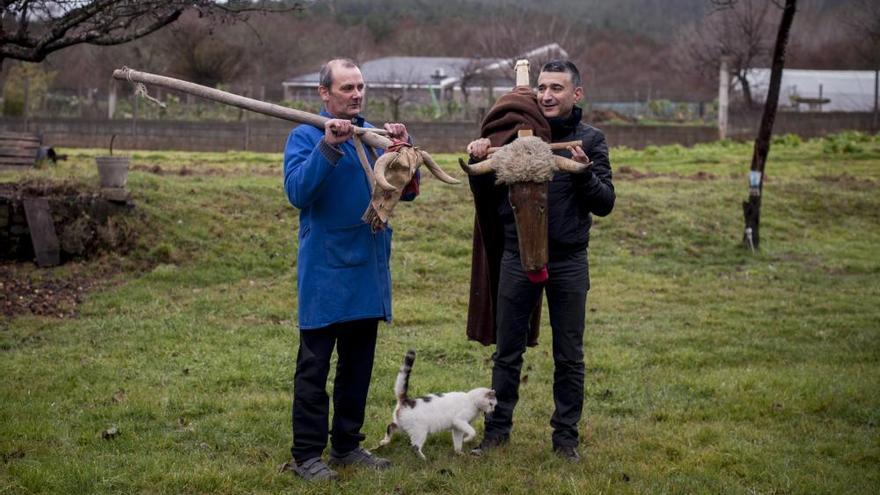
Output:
[283, 113, 414, 330]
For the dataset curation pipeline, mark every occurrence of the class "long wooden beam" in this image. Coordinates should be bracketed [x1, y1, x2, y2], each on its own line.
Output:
[112, 67, 392, 150]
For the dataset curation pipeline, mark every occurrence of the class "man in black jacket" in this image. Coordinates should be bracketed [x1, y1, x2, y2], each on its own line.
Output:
[466, 60, 615, 461]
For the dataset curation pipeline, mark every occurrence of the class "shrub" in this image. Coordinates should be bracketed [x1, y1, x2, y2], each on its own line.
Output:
[823, 132, 864, 154]
[772, 133, 802, 147]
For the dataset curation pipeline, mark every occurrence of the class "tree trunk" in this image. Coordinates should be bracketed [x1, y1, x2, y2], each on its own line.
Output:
[742, 0, 797, 251]
[737, 72, 754, 109]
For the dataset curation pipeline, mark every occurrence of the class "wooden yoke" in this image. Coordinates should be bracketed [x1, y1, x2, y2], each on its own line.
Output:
[113, 67, 461, 231]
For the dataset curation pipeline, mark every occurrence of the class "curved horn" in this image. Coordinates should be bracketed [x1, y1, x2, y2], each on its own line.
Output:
[418, 150, 461, 185]
[554, 156, 592, 173]
[458, 157, 497, 175]
[373, 151, 400, 191]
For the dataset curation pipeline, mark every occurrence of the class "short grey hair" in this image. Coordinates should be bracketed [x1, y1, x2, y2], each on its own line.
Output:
[319, 58, 358, 89]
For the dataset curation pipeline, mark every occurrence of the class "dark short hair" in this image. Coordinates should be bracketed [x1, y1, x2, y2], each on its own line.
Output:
[540, 60, 582, 88]
[319, 58, 358, 89]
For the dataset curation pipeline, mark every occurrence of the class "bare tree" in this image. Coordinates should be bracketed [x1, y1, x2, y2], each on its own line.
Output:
[379, 67, 423, 122]
[0, 1, 299, 71]
[840, 0, 880, 67]
[470, 7, 585, 72]
[673, 0, 779, 108]
[165, 13, 248, 88]
[742, 0, 797, 251]
[457, 58, 487, 118]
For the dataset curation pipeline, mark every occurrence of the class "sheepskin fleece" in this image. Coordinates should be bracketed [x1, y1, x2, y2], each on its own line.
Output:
[493, 136, 555, 185]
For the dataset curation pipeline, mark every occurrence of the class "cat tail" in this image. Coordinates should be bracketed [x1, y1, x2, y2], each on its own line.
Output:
[395, 349, 416, 404]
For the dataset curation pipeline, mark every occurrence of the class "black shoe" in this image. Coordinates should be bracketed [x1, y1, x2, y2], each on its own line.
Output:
[282, 457, 339, 481]
[553, 444, 581, 463]
[328, 447, 392, 470]
[469, 435, 509, 456]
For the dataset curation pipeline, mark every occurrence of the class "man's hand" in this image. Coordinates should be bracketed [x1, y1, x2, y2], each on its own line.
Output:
[466, 138, 492, 160]
[324, 118, 353, 146]
[568, 144, 589, 164]
[384, 122, 409, 143]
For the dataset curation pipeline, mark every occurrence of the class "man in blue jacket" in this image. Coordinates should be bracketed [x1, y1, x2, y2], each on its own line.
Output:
[282, 58, 416, 481]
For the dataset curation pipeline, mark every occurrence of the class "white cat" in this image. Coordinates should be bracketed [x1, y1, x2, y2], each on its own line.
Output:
[376, 350, 497, 460]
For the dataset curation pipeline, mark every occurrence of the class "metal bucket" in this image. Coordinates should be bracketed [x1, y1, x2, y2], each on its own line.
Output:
[95, 156, 130, 188]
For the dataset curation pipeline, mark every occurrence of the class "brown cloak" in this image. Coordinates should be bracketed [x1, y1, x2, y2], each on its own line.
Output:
[466, 87, 552, 347]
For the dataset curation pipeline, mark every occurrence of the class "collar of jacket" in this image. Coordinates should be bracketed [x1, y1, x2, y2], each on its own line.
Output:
[547, 106, 582, 141]
[319, 108, 366, 128]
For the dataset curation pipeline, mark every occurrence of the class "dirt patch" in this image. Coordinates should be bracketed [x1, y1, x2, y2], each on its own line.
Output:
[617, 165, 716, 181]
[0, 260, 125, 319]
[813, 173, 877, 191]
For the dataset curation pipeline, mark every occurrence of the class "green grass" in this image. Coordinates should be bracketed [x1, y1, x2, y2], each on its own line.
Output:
[2, 133, 879, 494]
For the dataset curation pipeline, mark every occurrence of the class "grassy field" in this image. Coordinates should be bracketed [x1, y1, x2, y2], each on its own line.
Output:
[1, 133, 878, 494]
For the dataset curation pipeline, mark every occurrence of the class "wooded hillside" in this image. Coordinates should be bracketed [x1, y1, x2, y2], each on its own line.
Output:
[4, 0, 875, 105]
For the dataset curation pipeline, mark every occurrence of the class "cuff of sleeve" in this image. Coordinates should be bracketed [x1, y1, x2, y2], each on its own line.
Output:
[318, 139, 344, 165]
[574, 169, 598, 186]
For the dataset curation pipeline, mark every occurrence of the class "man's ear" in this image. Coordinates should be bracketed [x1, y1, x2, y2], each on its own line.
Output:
[318, 85, 330, 103]
[574, 86, 584, 103]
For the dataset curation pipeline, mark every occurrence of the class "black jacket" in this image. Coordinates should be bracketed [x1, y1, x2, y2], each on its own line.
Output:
[470, 107, 616, 259]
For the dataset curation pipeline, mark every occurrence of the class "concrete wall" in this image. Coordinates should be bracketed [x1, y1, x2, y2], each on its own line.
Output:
[1, 112, 875, 154]
[729, 111, 878, 140]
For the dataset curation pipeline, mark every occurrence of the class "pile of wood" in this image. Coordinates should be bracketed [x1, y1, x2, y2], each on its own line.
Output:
[0, 132, 42, 170]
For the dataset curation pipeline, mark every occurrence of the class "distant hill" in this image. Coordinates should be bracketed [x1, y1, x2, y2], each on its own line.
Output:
[311, 0, 861, 41]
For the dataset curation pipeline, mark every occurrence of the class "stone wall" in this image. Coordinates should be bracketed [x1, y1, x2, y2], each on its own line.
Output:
[1, 111, 876, 154]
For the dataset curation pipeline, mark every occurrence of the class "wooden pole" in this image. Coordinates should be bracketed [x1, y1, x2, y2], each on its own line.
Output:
[108, 79, 117, 120]
[873, 69, 878, 134]
[515, 59, 530, 87]
[132, 88, 139, 148]
[22, 73, 30, 132]
[718, 56, 730, 140]
[112, 67, 391, 150]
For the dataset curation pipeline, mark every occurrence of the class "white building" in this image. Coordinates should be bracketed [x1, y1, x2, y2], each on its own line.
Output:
[742, 69, 878, 112]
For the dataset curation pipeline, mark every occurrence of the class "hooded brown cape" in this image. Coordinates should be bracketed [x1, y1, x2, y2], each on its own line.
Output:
[466, 86, 552, 347]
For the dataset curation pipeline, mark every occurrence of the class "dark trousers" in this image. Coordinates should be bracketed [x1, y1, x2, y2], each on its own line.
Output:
[485, 249, 588, 447]
[291, 319, 378, 463]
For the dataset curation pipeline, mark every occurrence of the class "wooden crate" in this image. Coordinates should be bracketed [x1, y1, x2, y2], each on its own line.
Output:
[0, 132, 41, 170]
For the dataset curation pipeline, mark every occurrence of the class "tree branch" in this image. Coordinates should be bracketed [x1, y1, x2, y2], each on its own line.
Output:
[0, 0, 300, 65]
